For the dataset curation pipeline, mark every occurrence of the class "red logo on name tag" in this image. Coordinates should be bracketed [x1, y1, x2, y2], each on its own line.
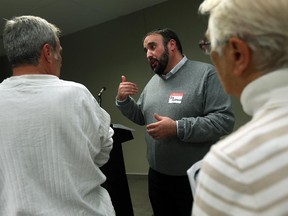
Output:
[169, 92, 184, 104]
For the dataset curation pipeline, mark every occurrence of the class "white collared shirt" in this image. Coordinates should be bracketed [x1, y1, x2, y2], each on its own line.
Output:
[161, 55, 188, 80]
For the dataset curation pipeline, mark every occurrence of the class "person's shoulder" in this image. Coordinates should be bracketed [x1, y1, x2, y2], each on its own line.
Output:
[184, 59, 216, 76]
[187, 59, 215, 69]
[59, 79, 88, 89]
[58, 79, 92, 96]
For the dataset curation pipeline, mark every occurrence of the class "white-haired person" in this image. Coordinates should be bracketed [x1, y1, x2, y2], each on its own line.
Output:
[193, 0, 288, 215]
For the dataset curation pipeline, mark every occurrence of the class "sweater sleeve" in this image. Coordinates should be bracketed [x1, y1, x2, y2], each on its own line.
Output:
[115, 95, 146, 126]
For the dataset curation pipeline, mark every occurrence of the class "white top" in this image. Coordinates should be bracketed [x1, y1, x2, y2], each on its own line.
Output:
[187, 160, 202, 198]
[192, 69, 288, 216]
[0, 75, 115, 216]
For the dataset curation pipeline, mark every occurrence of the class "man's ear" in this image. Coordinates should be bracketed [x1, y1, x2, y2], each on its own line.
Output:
[168, 39, 177, 51]
[42, 43, 53, 63]
[228, 37, 251, 77]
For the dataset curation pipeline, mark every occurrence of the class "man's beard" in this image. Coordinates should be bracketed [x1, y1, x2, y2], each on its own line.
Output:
[149, 48, 169, 76]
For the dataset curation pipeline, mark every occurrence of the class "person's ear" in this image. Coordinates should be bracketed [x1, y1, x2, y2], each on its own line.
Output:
[228, 37, 251, 77]
[42, 43, 53, 63]
[168, 39, 177, 51]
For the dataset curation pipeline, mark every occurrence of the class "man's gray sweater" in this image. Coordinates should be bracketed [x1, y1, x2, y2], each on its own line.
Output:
[116, 60, 235, 176]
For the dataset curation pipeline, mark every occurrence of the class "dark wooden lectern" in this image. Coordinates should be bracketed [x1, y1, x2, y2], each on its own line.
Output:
[101, 124, 134, 216]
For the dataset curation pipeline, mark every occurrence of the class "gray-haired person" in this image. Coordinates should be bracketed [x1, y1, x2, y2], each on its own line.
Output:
[1, 15, 115, 215]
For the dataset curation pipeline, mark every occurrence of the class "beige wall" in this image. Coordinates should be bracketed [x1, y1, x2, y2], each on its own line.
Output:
[0, 0, 251, 174]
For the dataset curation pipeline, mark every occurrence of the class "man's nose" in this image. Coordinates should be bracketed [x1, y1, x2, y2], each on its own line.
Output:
[146, 50, 153, 59]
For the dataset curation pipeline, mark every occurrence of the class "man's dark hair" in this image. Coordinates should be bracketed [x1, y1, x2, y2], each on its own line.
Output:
[144, 28, 183, 54]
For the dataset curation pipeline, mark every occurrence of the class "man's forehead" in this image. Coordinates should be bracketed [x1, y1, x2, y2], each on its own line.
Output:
[143, 34, 162, 46]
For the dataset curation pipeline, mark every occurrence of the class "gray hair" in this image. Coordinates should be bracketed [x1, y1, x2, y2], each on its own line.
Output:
[199, 0, 288, 73]
[3, 15, 61, 68]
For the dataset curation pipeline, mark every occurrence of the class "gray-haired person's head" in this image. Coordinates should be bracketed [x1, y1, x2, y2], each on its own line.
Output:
[3, 15, 61, 68]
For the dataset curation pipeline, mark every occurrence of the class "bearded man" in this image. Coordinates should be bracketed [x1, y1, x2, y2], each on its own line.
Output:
[116, 28, 235, 216]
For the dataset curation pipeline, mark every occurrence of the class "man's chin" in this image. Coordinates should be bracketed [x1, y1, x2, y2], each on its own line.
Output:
[150, 66, 157, 73]
[150, 65, 165, 75]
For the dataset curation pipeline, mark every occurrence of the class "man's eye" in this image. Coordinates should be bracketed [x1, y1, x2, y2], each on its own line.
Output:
[150, 45, 156, 50]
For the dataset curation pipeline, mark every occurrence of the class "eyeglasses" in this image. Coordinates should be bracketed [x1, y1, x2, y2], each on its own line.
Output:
[199, 39, 211, 55]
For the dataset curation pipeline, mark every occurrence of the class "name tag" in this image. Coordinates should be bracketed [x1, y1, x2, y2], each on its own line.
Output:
[168, 92, 184, 104]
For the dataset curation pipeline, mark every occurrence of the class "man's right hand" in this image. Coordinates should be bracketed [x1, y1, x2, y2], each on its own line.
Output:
[117, 75, 139, 101]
